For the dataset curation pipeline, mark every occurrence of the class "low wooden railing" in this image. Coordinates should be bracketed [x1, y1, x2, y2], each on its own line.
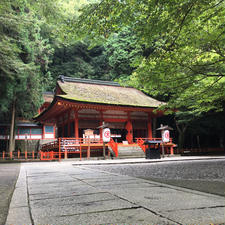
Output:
[0, 150, 38, 160]
[135, 138, 174, 153]
[41, 138, 104, 151]
[136, 138, 147, 152]
[40, 137, 105, 160]
[40, 151, 61, 160]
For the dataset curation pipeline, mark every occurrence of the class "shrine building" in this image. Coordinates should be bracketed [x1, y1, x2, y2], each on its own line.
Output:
[35, 76, 164, 144]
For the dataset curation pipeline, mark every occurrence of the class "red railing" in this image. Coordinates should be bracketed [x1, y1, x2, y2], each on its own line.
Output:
[136, 138, 174, 153]
[40, 137, 105, 160]
[59, 138, 82, 160]
[136, 138, 147, 152]
[41, 138, 104, 151]
[108, 138, 118, 157]
[0, 150, 38, 160]
[41, 151, 55, 160]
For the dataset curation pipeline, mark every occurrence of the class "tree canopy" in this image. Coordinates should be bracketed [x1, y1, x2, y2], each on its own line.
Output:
[76, 0, 225, 114]
[0, 0, 53, 118]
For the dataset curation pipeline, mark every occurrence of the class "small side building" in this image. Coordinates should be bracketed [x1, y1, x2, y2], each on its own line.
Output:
[0, 92, 56, 154]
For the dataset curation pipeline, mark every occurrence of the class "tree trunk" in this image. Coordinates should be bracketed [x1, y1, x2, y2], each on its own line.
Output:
[175, 119, 188, 150]
[223, 101, 225, 153]
[8, 100, 16, 154]
[178, 131, 185, 149]
[197, 135, 201, 149]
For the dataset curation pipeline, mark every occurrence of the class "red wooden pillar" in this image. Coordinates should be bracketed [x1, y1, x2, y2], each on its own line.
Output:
[59, 137, 61, 161]
[148, 113, 152, 139]
[10, 151, 13, 159]
[125, 112, 133, 144]
[62, 118, 65, 137]
[170, 146, 174, 155]
[64, 148, 68, 159]
[74, 110, 79, 139]
[100, 111, 103, 141]
[67, 110, 71, 137]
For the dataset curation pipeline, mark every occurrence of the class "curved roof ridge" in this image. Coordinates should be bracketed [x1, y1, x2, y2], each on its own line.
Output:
[57, 75, 121, 87]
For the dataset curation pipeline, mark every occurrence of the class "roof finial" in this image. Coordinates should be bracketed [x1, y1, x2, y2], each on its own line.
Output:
[58, 75, 65, 83]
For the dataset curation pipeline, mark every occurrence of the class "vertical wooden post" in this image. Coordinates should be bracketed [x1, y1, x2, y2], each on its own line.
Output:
[162, 144, 165, 158]
[103, 142, 106, 159]
[125, 113, 133, 144]
[62, 121, 65, 137]
[170, 146, 174, 155]
[74, 110, 79, 139]
[3, 151, 5, 160]
[32, 151, 34, 159]
[18, 150, 20, 159]
[79, 142, 82, 161]
[64, 148, 68, 159]
[10, 151, 13, 159]
[152, 117, 157, 138]
[68, 110, 71, 137]
[100, 111, 103, 141]
[148, 113, 152, 139]
[59, 137, 61, 161]
[87, 136, 90, 159]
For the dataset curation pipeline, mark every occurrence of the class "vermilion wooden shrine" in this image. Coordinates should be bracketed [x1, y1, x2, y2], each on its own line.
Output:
[35, 76, 174, 159]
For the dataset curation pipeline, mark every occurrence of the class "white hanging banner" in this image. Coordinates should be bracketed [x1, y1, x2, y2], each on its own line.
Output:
[103, 128, 111, 142]
[162, 130, 170, 143]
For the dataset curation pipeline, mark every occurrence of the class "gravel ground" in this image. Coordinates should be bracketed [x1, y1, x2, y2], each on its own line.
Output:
[87, 159, 225, 196]
[0, 163, 20, 225]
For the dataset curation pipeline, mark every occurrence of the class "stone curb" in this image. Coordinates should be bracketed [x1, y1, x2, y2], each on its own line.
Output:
[5, 165, 32, 225]
[71, 156, 225, 166]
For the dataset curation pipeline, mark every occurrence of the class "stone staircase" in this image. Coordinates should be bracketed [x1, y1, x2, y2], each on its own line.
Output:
[38, 139, 57, 150]
[117, 145, 145, 158]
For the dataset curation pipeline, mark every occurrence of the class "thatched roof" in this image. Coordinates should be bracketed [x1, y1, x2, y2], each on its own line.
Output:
[56, 76, 163, 108]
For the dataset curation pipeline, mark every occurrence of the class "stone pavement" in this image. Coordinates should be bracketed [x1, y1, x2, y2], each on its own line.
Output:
[0, 163, 20, 225]
[70, 155, 225, 165]
[6, 157, 225, 225]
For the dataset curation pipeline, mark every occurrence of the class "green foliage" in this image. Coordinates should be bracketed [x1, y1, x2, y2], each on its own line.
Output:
[76, 0, 225, 114]
[104, 27, 142, 80]
[0, 0, 53, 119]
[49, 27, 143, 86]
[48, 41, 110, 88]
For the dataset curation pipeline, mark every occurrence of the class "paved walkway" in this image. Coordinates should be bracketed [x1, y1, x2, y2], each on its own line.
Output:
[6, 157, 225, 225]
[0, 163, 20, 225]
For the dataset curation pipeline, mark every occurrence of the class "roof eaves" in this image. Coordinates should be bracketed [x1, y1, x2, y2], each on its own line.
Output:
[33, 97, 57, 120]
[57, 95, 160, 108]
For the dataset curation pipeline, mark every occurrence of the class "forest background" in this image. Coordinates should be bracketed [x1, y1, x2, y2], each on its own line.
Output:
[0, 0, 224, 152]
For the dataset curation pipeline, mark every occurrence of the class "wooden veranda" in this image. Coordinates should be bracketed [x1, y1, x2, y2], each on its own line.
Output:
[40, 137, 176, 161]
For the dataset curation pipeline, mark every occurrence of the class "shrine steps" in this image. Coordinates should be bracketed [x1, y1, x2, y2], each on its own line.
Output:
[117, 145, 145, 159]
[39, 139, 57, 145]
